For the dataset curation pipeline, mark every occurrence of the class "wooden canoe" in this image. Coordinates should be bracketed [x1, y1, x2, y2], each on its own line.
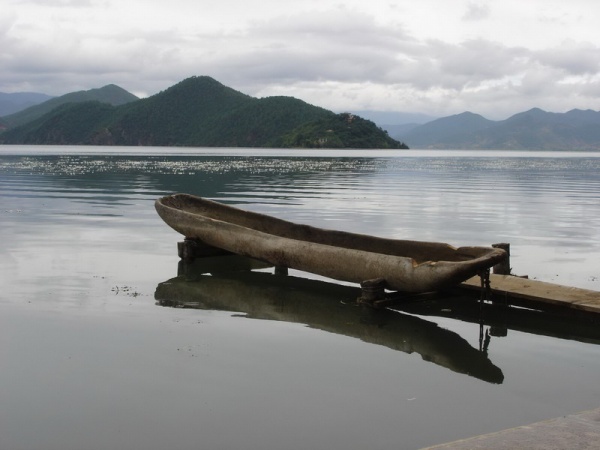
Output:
[155, 193, 506, 293]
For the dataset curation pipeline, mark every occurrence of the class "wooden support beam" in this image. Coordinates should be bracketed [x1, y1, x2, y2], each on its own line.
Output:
[177, 238, 231, 261]
[275, 266, 289, 276]
[492, 242, 511, 275]
[358, 278, 387, 305]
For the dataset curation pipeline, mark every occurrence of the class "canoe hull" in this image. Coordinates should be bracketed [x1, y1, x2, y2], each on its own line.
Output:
[155, 194, 506, 293]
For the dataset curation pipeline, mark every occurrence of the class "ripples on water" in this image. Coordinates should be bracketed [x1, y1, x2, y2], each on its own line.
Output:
[2, 152, 598, 287]
[0, 155, 600, 246]
[1, 148, 600, 450]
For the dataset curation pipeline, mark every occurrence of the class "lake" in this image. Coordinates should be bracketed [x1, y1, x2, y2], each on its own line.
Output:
[1, 146, 599, 450]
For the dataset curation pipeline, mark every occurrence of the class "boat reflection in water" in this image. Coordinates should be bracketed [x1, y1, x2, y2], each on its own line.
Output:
[154, 255, 504, 384]
[394, 293, 600, 347]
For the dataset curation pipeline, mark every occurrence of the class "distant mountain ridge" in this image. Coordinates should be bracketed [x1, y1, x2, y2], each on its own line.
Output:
[1, 85, 139, 129]
[395, 108, 600, 150]
[0, 92, 54, 116]
[351, 110, 436, 126]
[0, 76, 406, 149]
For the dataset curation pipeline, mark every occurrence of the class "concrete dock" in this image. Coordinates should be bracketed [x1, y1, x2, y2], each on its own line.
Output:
[462, 274, 600, 316]
[421, 408, 600, 449]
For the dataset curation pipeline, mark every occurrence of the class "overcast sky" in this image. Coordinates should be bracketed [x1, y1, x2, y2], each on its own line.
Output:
[2, 0, 599, 119]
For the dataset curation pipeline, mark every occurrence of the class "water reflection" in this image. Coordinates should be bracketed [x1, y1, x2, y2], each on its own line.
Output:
[4, 153, 599, 292]
[154, 257, 504, 384]
[2, 149, 600, 449]
[394, 296, 600, 347]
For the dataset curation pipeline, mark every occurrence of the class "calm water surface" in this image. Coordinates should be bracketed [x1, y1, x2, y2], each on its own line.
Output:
[1, 146, 599, 450]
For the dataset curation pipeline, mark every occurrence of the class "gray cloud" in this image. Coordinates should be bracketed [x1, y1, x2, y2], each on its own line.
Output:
[536, 44, 600, 75]
[13, 0, 100, 6]
[1, 2, 599, 119]
[462, 1, 491, 21]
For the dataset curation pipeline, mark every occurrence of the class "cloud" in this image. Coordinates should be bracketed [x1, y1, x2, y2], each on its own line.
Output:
[210, 11, 413, 83]
[12, 0, 99, 5]
[463, 1, 491, 21]
[536, 43, 600, 75]
[1, 0, 600, 119]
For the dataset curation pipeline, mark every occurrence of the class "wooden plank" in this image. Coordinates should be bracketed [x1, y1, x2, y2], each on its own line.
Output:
[462, 274, 600, 315]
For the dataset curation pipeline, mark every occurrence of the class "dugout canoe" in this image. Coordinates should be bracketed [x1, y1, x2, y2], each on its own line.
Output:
[155, 193, 506, 293]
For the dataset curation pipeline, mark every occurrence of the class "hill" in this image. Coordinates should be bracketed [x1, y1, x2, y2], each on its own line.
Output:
[0, 76, 407, 149]
[396, 108, 600, 150]
[0, 84, 139, 129]
[0, 92, 54, 117]
[395, 112, 494, 148]
[279, 112, 402, 148]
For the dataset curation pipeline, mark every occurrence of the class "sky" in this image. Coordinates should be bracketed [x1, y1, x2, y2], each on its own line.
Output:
[1, 0, 599, 120]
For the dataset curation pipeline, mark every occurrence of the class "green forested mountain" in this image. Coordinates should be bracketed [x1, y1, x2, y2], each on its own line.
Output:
[279, 112, 402, 148]
[4, 101, 117, 144]
[0, 84, 138, 129]
[0, 76, 407, 149]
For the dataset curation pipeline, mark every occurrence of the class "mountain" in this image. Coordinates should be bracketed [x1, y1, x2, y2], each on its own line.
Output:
[351, 110, 437, 140]
[395, 112, 494, 147]
[397, 108, 600, 150]
[0, 76, 407, 149]
[373, 123, 421, 138]
[351, 110, 437, 126]
[279, 112, 404, 148]
[0, 92, 54, 116]
[1, 84, 138, 129]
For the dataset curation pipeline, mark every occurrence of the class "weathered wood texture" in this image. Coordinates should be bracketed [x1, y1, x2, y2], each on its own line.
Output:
[156, 194, 506, 293]
[463, 274, 600, 316]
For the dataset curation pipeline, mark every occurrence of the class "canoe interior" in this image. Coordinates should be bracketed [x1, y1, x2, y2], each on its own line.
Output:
[158, 194, 497, 265]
